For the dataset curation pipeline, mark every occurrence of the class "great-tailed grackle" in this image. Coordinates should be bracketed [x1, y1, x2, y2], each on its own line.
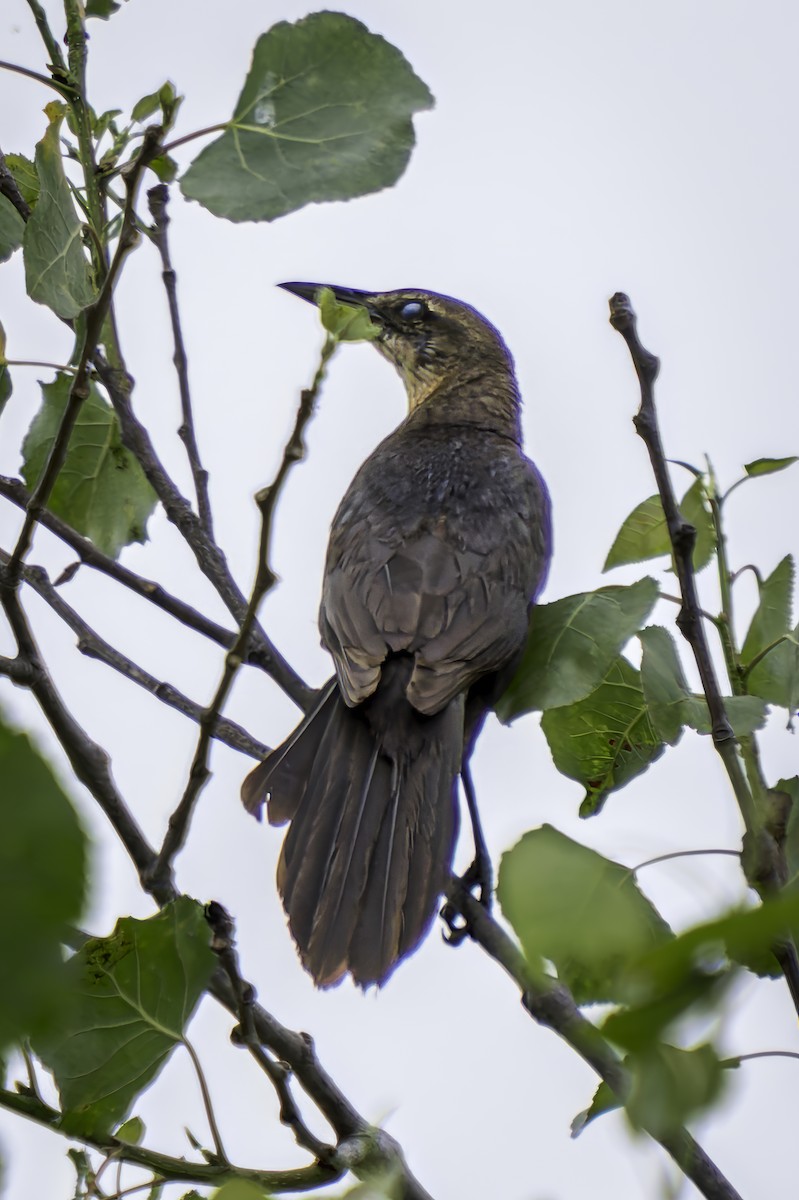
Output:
[242, 284, 552, 988]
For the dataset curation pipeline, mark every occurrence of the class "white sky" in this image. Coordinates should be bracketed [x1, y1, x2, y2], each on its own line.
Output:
[1, 1, 798, 1197]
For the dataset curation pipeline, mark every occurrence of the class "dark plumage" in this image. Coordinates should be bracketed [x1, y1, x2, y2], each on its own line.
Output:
[242, 284, 552, 987]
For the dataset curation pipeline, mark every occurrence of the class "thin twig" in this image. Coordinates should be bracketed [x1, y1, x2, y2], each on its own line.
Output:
[148, 339, 335, 887]
[0, 59, 73, 97]
[445, 879, 744, 1200]
[0, 475, 311, 703]
[609, 292, 799, 1016]
[147, 184, 214, 538]
[181, 1036, 228, 1164]
[208, 962, 434, 1200]
[2, 551, 268, 760]
[91, 357, 315, 712]
[7, 126, 164, 577]
[206, 903, 335, 1163]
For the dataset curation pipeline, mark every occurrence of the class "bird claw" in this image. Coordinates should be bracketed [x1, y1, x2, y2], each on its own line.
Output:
[440, 852, 494, 947]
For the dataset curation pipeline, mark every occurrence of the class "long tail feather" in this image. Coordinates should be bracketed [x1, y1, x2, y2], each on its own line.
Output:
[245, 663, 463, 987]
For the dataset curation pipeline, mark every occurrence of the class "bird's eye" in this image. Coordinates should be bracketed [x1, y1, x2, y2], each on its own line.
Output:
[399, 300, 426, 320]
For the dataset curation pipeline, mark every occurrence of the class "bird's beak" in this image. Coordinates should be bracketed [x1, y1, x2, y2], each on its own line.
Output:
[279, 281, 379, 316]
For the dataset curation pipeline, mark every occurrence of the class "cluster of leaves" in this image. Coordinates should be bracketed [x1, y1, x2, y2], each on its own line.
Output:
[495, 456, 799, 1137]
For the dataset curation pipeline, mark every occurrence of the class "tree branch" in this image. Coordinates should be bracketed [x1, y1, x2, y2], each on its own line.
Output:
[147, 184, 214, 539]
[207, 902, 336, 1164]
[445, 880, 744, 1200]
[0, 1088, 340, 1193]
[91, 357, 316, 712]
[0, 475, 308, 696]
[1, 550, 268, 760]
[148, 336, 334, 888]
[0, 564, 165, 894]
[608, 292, 799, 1018]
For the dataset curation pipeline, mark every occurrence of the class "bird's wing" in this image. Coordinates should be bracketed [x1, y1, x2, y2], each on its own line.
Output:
[321, 471, 549, 714]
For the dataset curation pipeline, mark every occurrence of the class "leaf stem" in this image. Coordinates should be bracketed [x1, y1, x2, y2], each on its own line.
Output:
[631, 848, 741, 874]
[161, 123, 228, 154]
[181, 1036, 228, 1164]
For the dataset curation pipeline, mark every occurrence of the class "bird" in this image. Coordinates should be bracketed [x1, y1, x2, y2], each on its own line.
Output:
[241, 283, 552, 988]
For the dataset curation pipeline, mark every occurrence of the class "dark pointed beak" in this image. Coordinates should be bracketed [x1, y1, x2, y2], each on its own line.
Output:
[279, 281, 376, 311]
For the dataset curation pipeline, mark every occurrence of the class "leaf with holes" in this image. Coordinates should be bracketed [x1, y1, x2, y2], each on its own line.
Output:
[181, 13, 433, 222]
[541, 656, 665, 816]
[21, 373, 157, 557]
[33, 898, 215, 1136]
[497, 577, 658, 719]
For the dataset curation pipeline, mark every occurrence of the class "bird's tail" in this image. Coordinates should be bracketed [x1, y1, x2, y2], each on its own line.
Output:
[241, 663, 462, 987]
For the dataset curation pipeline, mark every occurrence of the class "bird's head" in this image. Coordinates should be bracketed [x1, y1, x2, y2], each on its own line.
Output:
[279, 282, 514, 411]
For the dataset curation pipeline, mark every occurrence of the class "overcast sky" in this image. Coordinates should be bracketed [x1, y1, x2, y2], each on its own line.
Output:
[1, 2, 798, 1197]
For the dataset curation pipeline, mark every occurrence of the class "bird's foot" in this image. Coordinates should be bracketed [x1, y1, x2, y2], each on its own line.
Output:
[440, 852, 494, 947]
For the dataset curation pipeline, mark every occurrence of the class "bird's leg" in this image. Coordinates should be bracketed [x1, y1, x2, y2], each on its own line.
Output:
[459, 760, 493, 906]
[441, 761, 493, 947]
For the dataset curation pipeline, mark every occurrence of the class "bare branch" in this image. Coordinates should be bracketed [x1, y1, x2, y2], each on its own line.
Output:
[0, 564, 165, 895]
[147, 184, 214, 538]
[207, 902, 335, 1163]
[91, 358, 316, 712]
[149, 339, 334, 886]
[2, 551, 268, 760]
[0, 475, 309, 698]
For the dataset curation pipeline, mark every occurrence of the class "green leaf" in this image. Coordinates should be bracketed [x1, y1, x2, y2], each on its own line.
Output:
[23, 105, 97, 318]
[742, 556, 793, 661]
[211, 1183, 272, 1200]
[0, 713, 88, 1049]
[131, 90, 162, 122]
[497, 577, 659, 719]
[6, 153, 40, 208]
[639, 625, 691, 745]
[607, 892, 799, 1048]
[744, 456, 799, 478]
[625, 1043, 725, 1138]
[498, 826, 671, 1004]
[318, 286, 380, 342]
[33, 898, 215, 1136]
[540, 657, 666, 816]
[180, 12, 434, 223]
[116, 1115, 145, 1144]
[604, 495, 668, 571]
[741, 556, 799, 714]
[679, 477, 716, 571]
[0, 195, 25, 263]
[604, 480, 715, 573]
[571, 1080, 619, 1137]
[21, 373, 158, 557]
[639, 626, 769, 741]
[148, 154, 179, 184]
[85, 0, 124, 18]
[0, 319, 11, 414]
